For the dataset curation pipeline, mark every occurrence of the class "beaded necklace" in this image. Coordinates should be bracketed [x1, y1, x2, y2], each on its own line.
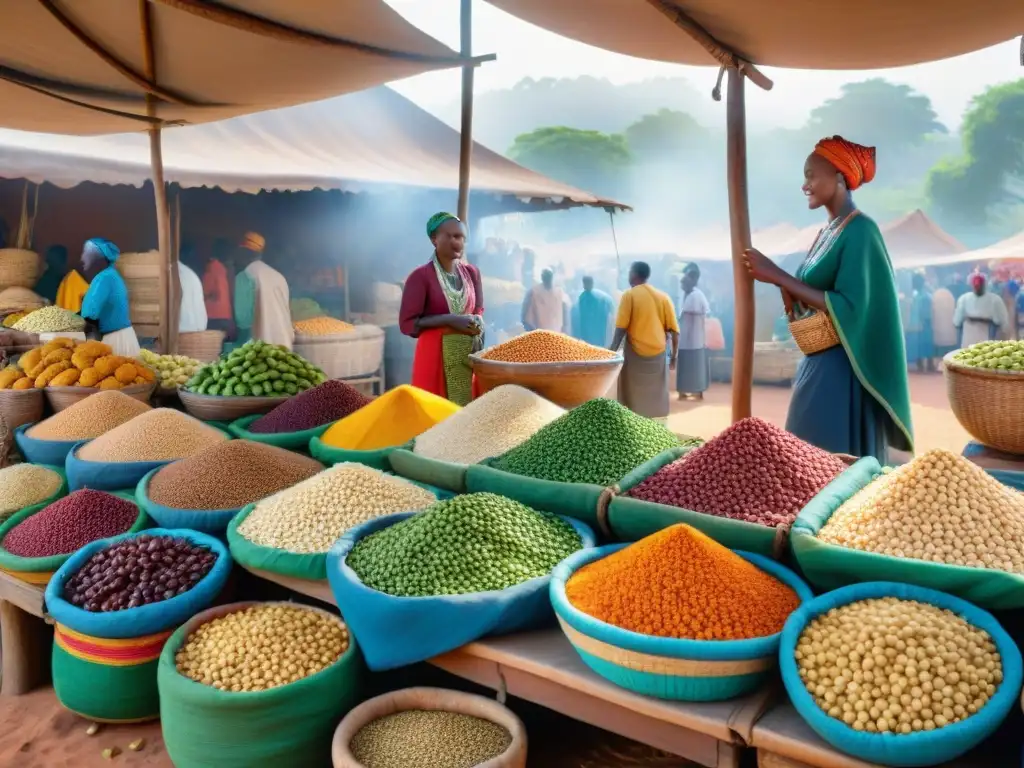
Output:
[433, 254, 468, 315]
[798, 209, 859, 279]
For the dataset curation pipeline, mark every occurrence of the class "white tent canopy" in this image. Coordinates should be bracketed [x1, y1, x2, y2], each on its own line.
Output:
[0, 86, 625, 210]
[899, 230, 1024, 270]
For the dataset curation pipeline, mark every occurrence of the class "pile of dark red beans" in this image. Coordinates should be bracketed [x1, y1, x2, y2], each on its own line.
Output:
[64, 534, 218, 613]
[2, 490, 138, 558]
[247, 379, 370, 434]
[627, 417, 849, 528]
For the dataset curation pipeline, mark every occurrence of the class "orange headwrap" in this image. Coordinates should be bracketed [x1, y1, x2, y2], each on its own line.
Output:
[813, 136, 877, 191]
[240, 231, 265, 253]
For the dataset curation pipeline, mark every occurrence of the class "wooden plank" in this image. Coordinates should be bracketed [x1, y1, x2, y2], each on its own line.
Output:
[0, 600, 50, 695]
[0, 570, 45, 617]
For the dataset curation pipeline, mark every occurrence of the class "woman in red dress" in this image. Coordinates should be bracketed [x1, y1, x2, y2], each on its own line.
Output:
[399, 213, 485, 405]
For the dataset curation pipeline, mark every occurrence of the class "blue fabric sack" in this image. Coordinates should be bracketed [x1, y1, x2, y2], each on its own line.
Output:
[15, 424, 81, 466]
[780, 581, 1023, 767]
[65, 442, 170, 492]
[45, 528, 232, 639]
[327, 511, 596, 671]
[135, 469, 239, 535]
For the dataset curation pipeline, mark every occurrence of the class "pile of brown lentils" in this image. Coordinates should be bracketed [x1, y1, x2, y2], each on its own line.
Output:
[350, 710, 512, 768]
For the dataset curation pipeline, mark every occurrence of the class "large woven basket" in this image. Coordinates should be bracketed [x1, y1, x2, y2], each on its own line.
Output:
[0, 388, 45, 430]
[293, 324, 384, 379]
[178, 389, 288, 421]
[178, 330, 224, 362]
[0, 249, 41, 289]
[469, 354, 623, 409]
[944, 352, 1024, 454]
[332, 687, 527, 768]
[45, 382, 156, 413]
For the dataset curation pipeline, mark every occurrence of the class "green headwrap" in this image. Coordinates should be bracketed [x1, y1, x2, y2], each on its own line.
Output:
[426, 212, 459, 238]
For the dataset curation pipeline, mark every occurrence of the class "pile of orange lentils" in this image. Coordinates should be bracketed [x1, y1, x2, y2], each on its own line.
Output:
[565, 525, 801, 641]
[481, 330, 617, 364]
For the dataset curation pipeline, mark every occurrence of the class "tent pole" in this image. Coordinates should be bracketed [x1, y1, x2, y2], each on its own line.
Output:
[726, 66, 754, 422]
[456, 0, 474, 223]
[149, 127, 175, 353]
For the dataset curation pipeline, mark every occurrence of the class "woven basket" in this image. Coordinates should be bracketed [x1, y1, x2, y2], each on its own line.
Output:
[0, 388, 44, 430]
[0, 249, 41, 289]
[332, 688, 527, 768]
[178, 330, 224, 362]
[178, 389, 288, 421]
[470, 354, 623, 409]
[788, 310, 839, 356]
[944, 352, 1024, 454]
[0, 286, 45, 315]
[45, 382, 156, 413]
[293, 324, 384, 379]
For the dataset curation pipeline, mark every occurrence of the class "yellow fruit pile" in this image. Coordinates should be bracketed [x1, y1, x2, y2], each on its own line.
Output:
[293, 316, 355, 335]
[0, 338, 156, 390]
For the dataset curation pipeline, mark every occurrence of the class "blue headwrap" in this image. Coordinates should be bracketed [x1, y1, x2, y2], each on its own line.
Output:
[86, 237, 120, 263]
[426, 212, 459, 238]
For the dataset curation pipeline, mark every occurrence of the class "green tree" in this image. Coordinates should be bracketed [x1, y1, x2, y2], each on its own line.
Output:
[807, 78, 945, 151]
[507, 126, 631, 196]
[624, 108, 710, 160]
[926, 79, 1024, 224]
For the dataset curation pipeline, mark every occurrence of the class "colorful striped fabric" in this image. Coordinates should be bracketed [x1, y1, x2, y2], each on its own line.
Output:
[55, 624, 172, 667]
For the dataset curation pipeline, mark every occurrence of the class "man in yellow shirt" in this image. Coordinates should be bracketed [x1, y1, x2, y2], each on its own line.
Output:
[610, 261, 679, 420]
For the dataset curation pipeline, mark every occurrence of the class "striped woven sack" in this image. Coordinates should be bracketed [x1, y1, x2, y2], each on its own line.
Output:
[52, 623, 172, 722]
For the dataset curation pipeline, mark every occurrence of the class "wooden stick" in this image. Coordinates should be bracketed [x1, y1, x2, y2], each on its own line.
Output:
[726, 67, 754, 422]
[139, 0, 177, 354]
[457, 0, 475, 223]
[645, 0, 773, 91]
[153, 0, 496, 66]
[35, 0, 201, 105]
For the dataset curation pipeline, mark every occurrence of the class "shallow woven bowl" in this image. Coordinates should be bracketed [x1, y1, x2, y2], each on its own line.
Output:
[178, 389, 288, 421]
[469, 354, 623, 409]
[45, 382, 156, 413]
[551, 544, 813, 702]
[943, 351, 1024, 454]
[0, 388, 44, 430]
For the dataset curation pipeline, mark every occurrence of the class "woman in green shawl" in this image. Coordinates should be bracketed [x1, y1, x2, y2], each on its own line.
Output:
[742, 135, 913, 461]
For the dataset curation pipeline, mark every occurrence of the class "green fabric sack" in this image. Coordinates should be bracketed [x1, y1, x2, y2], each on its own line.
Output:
[158, 602, 364, 768]
[0, 464, 67, 525]
[227, 414, 333, 452]
[465, 461, 605, 529]
[388, 447, 468, 493]
[0, 490, 147, 577]
[52, 641, 161, 722]
[309, 436, 409, 471]
[791, 460, 1024, 610]
[606, 496, 781, 557]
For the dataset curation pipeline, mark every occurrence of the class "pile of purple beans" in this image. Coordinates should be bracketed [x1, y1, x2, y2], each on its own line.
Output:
[247, 380, 371, 434]
[64, 534, 217, 613]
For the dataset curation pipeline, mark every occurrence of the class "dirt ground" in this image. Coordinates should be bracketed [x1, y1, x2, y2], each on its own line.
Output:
[667, 371, 968, 454]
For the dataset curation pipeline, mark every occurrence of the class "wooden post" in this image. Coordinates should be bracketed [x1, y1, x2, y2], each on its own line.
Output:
[726, 66, 754, 422]
[139, 0, 177, 353]
[456, 0, 474, 223]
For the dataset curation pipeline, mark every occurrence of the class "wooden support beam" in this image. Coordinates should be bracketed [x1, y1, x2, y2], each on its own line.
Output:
[726, 67, 754, 422]
[457, 0, 475, 223]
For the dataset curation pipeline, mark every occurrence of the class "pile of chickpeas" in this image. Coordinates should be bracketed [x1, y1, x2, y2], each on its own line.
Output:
[174, 603, 349, 692]
[795, 597, 1003, 735]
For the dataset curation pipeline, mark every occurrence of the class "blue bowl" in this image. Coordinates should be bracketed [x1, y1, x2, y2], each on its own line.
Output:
[14, 423, 81, 466]
[551, 543, 813, 701]
[780, 582, 1023, 767]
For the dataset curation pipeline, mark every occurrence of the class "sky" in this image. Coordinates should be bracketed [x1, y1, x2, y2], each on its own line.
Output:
[385, 0, 1022, 131]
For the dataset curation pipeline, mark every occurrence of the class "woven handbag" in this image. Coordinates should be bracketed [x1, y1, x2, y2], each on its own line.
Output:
[783, 288, 840, 355]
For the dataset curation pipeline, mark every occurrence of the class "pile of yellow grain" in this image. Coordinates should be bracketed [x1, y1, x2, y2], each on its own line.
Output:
[294, 316, 355, 336]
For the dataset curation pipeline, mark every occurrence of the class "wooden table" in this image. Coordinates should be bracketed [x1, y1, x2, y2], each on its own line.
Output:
[0, 569, 50, 695]
[750, 703, 1017, 768]
[243, 566, 766, 767]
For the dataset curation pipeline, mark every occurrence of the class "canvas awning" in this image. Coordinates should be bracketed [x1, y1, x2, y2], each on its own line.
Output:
[1, 0, 485, 135]
[899, 230, 1024, 270]
[0, 86, 626, 210]
[484, 0, 1024, 71]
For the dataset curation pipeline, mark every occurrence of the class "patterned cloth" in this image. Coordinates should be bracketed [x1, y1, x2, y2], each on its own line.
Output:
[441, 333, 474, 406]
[813, 136, 876, 190]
